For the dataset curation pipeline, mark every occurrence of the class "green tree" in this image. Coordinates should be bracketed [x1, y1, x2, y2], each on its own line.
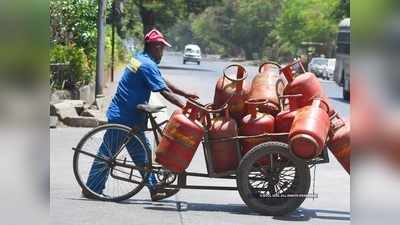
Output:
[128, 0, 185, 35]
[191, 0, 281, 59]
[231, 0, 281, 59]
[332, 0, 350, 20]
[274, 0, 340, 58]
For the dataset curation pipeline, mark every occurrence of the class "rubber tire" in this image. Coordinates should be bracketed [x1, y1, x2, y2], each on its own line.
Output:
[183, 60, 186, 64]
[73, 123, 150, 202]
[197, 61, 200, 65]
[237, 142, 310, 216]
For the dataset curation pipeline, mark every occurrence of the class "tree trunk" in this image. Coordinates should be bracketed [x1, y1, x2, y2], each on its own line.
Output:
[139, 7, 155, 35]
[244, 48, 253, 60]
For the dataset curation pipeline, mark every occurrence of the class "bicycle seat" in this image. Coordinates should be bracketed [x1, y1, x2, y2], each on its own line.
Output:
[136, 104, 166, 113]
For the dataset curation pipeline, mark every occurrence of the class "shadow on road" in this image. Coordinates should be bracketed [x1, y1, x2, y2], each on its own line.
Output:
[273, 208, 350, 221]
[67, 197, 349, 221]
[122, 199, 350, 221]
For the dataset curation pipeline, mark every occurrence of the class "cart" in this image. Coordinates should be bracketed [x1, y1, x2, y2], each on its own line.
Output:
[72, 98, 329, 216]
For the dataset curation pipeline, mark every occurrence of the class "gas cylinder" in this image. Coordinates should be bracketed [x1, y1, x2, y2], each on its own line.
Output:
[289, 98, 330, 159]
[213, 64, 250, 122]
[155, 100, 205, 173]
[280, 62, 334, 115]
[248, 62, 281, 116]
[328, 116, 350, 174]
[239, 99, 275, 157]
[274, 110, 297, 142]
[205, 104, 240, 175]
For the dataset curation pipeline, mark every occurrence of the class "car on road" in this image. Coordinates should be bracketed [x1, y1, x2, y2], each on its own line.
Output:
[308, 57, 329, 78]
[183, 44, 201, 65]
[322, 58, 336, 80]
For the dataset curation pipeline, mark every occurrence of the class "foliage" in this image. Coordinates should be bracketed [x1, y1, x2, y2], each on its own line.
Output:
[50, 0, 129, 89]
[332, 0, 350, 20]
[50, 44, 92, 88]
[191, 0, 281, 59]
[129, 0, 186, 35]
[273, 0, 340, 58]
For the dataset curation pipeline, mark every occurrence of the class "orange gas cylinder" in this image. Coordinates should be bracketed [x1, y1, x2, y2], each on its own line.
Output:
[328, 116, 350, 174]
[205, 104, 240, 175]
[239, 99, 275, 156]
[248, 62, 281, 116]
[155, 101, 205, 173]
[213, 64, 250, 122]
[289, 98, 330, 159]
[280, 62, 334, 115]
[275, 110, 297, 142]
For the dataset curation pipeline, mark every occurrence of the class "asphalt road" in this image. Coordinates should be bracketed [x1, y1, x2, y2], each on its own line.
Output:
[50, 52, 350, 225]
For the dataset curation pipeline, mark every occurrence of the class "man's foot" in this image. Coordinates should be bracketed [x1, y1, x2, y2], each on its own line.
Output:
[81, 189, 96, 199]
[81, 189, 109, 200]
[150, 188, 180, 201]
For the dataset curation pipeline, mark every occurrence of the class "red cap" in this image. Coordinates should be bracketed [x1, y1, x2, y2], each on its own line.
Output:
[144, 28, 171, 47]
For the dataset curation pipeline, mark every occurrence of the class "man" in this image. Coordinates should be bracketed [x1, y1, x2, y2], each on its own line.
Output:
[83, 28, 198, 201]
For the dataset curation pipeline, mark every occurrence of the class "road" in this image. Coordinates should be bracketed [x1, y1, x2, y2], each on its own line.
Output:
[50, 52, 350, 225]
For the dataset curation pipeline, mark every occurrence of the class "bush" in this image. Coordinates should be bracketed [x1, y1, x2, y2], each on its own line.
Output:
[50, 44, 93, 89]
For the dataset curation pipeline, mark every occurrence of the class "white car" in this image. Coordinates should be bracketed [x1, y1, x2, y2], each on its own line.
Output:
[308, 57, 329, 78]
[323, 58, 336, 80]
[183, 44, 201, 65]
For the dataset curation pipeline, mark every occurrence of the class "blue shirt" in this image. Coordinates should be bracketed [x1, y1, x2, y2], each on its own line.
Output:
[106, 52, 167, 127]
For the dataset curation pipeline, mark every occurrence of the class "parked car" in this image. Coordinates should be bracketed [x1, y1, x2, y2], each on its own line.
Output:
[322, 58, 336, 80]
[308, 57, 329, 78]
[183, 44, 201, 65]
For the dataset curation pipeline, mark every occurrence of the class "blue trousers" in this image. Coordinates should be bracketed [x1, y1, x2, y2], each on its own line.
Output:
[86, 127, 157, 194]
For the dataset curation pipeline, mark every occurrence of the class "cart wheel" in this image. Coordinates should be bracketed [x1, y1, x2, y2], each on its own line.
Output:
[236, 142, 310, 216]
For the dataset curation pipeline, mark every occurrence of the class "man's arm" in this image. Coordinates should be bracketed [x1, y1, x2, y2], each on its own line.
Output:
[160, 87, 186, 108]
[164, 79, 199, 99]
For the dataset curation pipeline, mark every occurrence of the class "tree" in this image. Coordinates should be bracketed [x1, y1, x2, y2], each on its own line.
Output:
[128, 0, 185, 35]
[191, 0, 281, 59]
[231, 0, 281, 59]
[332, 0, 350, 20]
[274, 0, 340, 58]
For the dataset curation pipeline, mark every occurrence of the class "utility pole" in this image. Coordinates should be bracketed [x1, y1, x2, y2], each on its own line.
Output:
[96, 0, 106, 96]
[111, 0, 115, 83]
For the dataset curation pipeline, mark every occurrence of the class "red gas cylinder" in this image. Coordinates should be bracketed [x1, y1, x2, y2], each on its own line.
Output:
[274, 110, 297, 142]
[280, 62, 334, 115]
[328, 116, 350, 174]
[289, 98, 330, 159]
[239, 99, 275, 157]
[155, 100, 205, 173]
[248, 62, 281, 116]
[213, 64, 250, 122]
[205, 104, 240, 175]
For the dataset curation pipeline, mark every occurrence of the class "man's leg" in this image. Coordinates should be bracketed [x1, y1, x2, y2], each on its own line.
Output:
[125, 131, 180, 201]
[125, 131, 157, 190]
[86, 129, 124, 194]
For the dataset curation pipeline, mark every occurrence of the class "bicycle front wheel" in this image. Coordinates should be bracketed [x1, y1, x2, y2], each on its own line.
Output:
[73, 124, 152, 201]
